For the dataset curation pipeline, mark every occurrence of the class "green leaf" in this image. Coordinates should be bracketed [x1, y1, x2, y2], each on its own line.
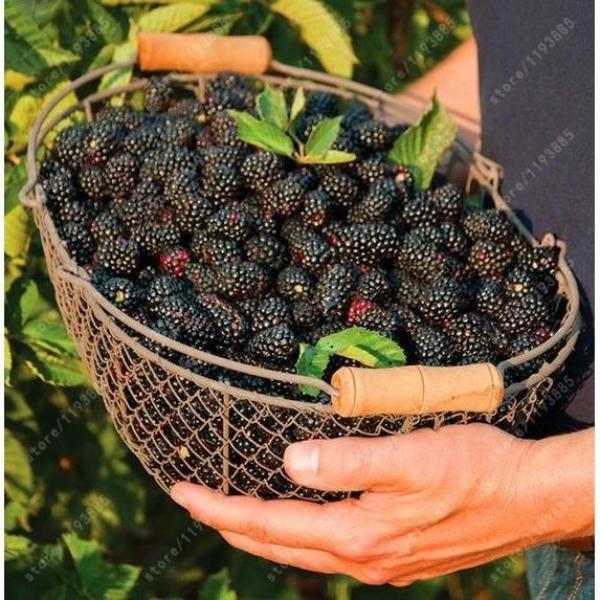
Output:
[20, 344, 86, 387]
[304, 116, 343, 158]
[5, 534, 34, 561]
[295, 344, 331, 397]
[199, 568, 238, 600]
[22, 320, 79, 358]
[138, 2, 214, 32]
[388, 94, 458, 189]
[5, 337, 13, 386]
[6, 278, 41, 330]
[63, 533, 141, 600]
[271, 0, 358, 78]
[5, 205, 32, 259]
[5, 70, 37, 92]
[299, 148, 356, 164]
[256, 86, 288, 130]
[289, 87, 306, 130]
[84, 0, 124, 44]
[228, 111, 294, 157]
[5, 429, 34, 505]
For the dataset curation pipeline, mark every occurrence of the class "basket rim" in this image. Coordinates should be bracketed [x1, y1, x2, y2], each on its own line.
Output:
[20, 59, 582, 411]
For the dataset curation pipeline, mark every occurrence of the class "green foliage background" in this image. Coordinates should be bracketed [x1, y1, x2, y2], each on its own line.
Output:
[5, 1, 528, 597]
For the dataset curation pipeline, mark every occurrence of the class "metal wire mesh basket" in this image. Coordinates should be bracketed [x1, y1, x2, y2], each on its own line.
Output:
[20, 46, 581, 502]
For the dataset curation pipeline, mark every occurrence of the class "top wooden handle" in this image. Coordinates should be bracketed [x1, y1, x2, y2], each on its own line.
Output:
[138, 32, 272, 74]
[331, 364, 504, 417]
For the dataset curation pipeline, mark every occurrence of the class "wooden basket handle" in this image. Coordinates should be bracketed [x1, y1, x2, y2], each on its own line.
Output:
[331, 364, 504, 417]
[138, 32, 272, 74]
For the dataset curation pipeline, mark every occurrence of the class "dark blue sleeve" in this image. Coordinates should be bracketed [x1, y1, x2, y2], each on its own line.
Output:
[466, 0, 594, 429]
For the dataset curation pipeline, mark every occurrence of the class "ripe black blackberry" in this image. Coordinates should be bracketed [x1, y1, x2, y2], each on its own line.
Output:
[261, 176, 305, 217]
[413, 325, 454, 366]
[496, 291, 550, 336]
[349, 178, 400, 224]
[353, 120, 393, 152]
[439, 222, 469, 256]
[144, 77, 173, 113]
[467, 240, 513, 278]
[123, 125, 162, 156]
[504, 268, 538, 300]
[56, 200, 93, 228]
[196, 293, 250, 347]
[397, 232, 445, 282]
[462, 209, 512, 243]
[248, 325, 299, 362]
[200, 144, 248, 167]
[140, 147, 200, 184]
[84, 121, 125, 166]
[297, 114, 322, 142]
[292, 301, 321, 330]
[417, 277, 467, 326]
[162, 117, 200, 148]
[474, 279, 505, 318]
[209, 110, 244, 147]
[327, 224, 400, 267]
[78, 166, 106, 201]
[105, 153, 139, 198]
[53, 124, 88, 169]
[306, 91, 339, 117]
[251, 297, 292, 334]
[506, 330, 550, 379]
[244, 234, 287, 271]
[517, 246, 559, 275]
[389, 269, 422, 307]
[402, 191, 440, 227]
[341, 99, 373, 130]
[98, 277, 139, 312]
[185, 263, 218, 294]
[96, 237, 140, 277]
[290, 166, 319, 191]
[116, 195, 164, 229]
[90, 212, 123, 242]
[159, 246, 190, 277]
[393, 303, 423, 337]
[411, 224, 445, 247]
[147, 276, 189, 313]
[318, 168, 359, 210]
[352, 155, 394, 185]
[240, 150, 285, 192]
[214, 261, 269, 300]
[133, 223, 181, 256]
[164, 168, 201, 202]
[202, 162, 242, 203]
[191, 232, 242, 265]
[303, 319, 345, 345]
[59, 222, 95, 265]
[314, 263, 358, 319]
[356, 269, 391, 303]
[289, 230, 333, 274]
[173, 192, 214, 234]
[207, 204, 254, 241]
[432, 183, 463, 222]
[276, 266, 314, 301]
[348, 303, 398, 337]
[299, 190, 332, 229]
[445, 312, 496, 365]
[42, 170, 77, 210]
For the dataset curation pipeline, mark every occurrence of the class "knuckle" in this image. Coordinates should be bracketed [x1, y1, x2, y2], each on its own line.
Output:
[358, 567, 391, 586]
[247, 520, 271, 544]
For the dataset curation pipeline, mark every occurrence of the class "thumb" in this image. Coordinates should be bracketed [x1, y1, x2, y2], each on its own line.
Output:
[283, 429, 439, 492]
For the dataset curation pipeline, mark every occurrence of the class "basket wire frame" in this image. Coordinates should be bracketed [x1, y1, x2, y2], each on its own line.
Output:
[21, 61, 581, 501]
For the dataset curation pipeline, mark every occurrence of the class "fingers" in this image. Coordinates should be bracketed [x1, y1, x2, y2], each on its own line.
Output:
[170, 482, 364, 553]
[284, 428, 441, 491]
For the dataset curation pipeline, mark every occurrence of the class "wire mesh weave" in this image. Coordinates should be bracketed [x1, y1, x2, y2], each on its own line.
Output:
[22, 61, 581, 501]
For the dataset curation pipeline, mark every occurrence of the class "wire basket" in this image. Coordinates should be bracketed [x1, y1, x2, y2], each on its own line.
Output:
[20, 51, 581, 502]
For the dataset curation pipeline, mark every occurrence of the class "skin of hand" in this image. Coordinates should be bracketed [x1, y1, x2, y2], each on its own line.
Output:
[170, 424, 594, 586]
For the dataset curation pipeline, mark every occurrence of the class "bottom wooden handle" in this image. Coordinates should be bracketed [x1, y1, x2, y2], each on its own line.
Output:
[331, 364, 504, 417]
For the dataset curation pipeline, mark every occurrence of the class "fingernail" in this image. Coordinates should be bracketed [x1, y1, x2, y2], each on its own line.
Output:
[170, 485, 189, 510]
[286, 443, 319, 475]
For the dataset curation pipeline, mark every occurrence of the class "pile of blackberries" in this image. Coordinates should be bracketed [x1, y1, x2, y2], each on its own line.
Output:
[40, 74, 562, 399]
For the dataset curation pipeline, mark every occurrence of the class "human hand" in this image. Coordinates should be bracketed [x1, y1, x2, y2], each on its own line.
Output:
[170, 424, 593, 586]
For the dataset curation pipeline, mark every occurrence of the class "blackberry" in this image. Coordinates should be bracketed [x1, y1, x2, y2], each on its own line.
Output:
[168, 97, 204, 120]
[445, 313, 496, 365]
[137, 265, 160, 287]
[517, 246, 559, 275]
[202, 162, 242, 203]
[393, 303, 423, 336]
[432, 183, 463, 222]
[290, 166, 319, 191]
[467, 240, 513, 278]
[506, 330, 551, 379]
[289, 230, 333, 273]
[159, 246, 191, 277]
[328, 224, 400, 267]
[314, 263, 358, 318]
[197, 294, 250, 347]
[59, 222, 94, 264]
[200, 144, 248, 168]
[402, 191, 440, 227]
[393, 164, 415, 200]
[99, 277, 139, 312]
[207, 204, 254, 241]
[318, 168, 359, 210]
[440, 222, 469, 256]
[463, 209, 513, 243]
[356, 269, 391, 303]
[496, 291, 550, 336]
[292, 301, 321, 330]
[297, 114, 322, 142]
[350, 304, 398, 337]
[141, 148, 200, 184]
[116, 195, 164, 230]
[248, 325, 299, 362]
[354, 120, 393, 152]
[276, 266, 314, 302]
[209, 111, 244, 147]
[397, 232, 445, 282]
[390, 270, 422, 307]
[144, 77, 173, 113]
[504, 268, 538, 300]
[215, 261, 269, 300]
[55, 200, 93, 229]
[131, 179, 161, 202]
[299, 189, 332, 229]
[53, 124, 88, 169]
[474, 279, 506, 318]
[191, 234, 242, 265]
[85, 121, 125, 166]
[251, 297, 292, 334]
[341, 100, 373, 130]
[261, 176, 305, 217]
[105, 153, 139, 198]
[164, 168, 201, 202]
[303, 319, 345, 345]
[133, 223, 181, 256]
[147, 276, 189, 313]
[173, 192, 214, 234]
[240, 150, 285, 192]
[185, 262, 218, 294]
[306, 91, 339, 117]
[42, 170, 77, 209]
[351, 155, 394, 185]
[413, 325, 454, 366]
[96, 237, 140, 277]
[244, 234, 287, 271]
[349, 178, 400, 224]
[162, 117, 200, 148]
[123, 125, 162, 156]
[331, 130, 359, 154]
[79, 166, 107, 201]
[417, 277, 467, 326]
